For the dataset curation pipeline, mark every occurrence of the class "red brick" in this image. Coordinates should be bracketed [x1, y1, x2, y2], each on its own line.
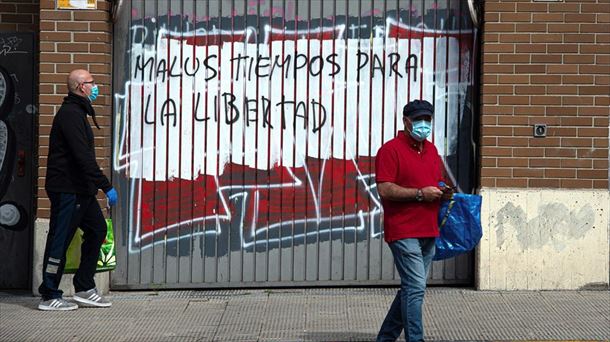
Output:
[515, 64, 546, 74]
[530, 158, 561, 168]
[565, 34, 595, 43]
[582, 3, 610, 13]
[498, 75, 530, 84]
[2, 13, 33, 23]
[486, 23, 516, 32]
[563, 96, 595, 106]
[548, 85, 578, 95]
[593, 180, 608, 189]
[516, 2, 547, 12]
[548, 65, 578, 74]
[531, 96, 561, 105]
[532, 13, 564, 22]
[565, 14, 596, 23]
[560, 117, 593, 126]
[484, 12, 499, 23]
[498, 158, 529, 168]
[562, 75, 594, 84]
[577, 169, 609, 179]
[480, 178, 496, 187]
[513, 148, 544, 157]
[530, 137, 561, 147]
[597, 34, 610, 44]
[498, 116, 529, 125]
[580, 44, 610, 54]
[547, 44, 579, 53]
[515, 43, 546, 53]
[531, 34, 563, 43]
[544, 147, 577, 158]
[548, 23, 579, 33]
[548, 3, 579, 13]
[40, 31, 72, 42]
[485, 2, 516, 12]
[564, 54, 595, 64]
[40, 10, 71, 20]
[481, 147, 513, 157]
[499, 96, 530, 105]
[530, 75, 561, 85]
[515, 23, 546, 32]
[581, 24, 610, 33]
[481, 168, 512, 178]
[515, 106, 545, 115]
[497, 178, 527, 188]
[481, 158, 497, 167]
[596, 54, 610, 64]
[577, 148, 607, 158]
[578, 127, 609, 137]
[561, 159, 593, 168]
[515, 86, 545, 95]
[500, 13, 531, 22]
[561, 179, 593, 188]
[500, 54, 530, 63]
[498, 137, 529, 147]
[73, 11, 109, 21]
[528, 179, 560, 188]
[514, 168, 544, 178]
[531, 54, 562, 63]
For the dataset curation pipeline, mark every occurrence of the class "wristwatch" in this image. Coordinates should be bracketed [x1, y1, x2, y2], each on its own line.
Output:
[415, 189, 424, 202]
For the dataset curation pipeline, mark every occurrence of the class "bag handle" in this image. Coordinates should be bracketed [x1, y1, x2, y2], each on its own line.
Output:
[438, 194, 456, 230]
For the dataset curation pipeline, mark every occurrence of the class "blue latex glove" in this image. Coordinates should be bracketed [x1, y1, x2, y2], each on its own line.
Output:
[105, 188, 118, 206]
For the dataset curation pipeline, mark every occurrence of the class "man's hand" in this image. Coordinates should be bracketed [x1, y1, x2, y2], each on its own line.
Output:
[440, 186, 454, 201]
[421, 186, 443, 202]
[105, 188, 118, 206]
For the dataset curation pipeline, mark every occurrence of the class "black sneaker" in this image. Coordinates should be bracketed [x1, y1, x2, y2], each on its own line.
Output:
[73, 288, 112, 308]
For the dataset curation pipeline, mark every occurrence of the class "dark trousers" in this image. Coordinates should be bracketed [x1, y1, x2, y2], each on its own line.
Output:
[38, 192, 107, 300]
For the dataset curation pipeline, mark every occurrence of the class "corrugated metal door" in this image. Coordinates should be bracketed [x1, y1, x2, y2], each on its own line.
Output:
[111, 0, 479, 289]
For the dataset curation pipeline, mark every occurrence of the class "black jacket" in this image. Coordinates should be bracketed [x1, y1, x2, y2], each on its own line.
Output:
[45, 92, 112, 196]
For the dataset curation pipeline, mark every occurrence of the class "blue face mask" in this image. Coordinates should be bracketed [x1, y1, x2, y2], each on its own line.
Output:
[88, 84, 99, 102]
[410, 120, 432, 141]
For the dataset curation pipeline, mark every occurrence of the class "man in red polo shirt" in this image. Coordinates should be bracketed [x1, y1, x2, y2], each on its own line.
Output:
[375, 99, 452, 342]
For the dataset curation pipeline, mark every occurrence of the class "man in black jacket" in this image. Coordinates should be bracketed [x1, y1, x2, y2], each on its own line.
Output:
[38, 69, 118, 311]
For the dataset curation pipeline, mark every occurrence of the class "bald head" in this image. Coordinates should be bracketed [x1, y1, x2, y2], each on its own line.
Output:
[67, 69, 92, 95]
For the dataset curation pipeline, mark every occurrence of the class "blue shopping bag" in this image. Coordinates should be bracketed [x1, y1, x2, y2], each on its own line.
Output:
[434, 193, 483, 261]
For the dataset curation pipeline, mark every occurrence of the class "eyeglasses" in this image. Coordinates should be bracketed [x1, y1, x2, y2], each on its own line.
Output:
[82, 81, 96, 85]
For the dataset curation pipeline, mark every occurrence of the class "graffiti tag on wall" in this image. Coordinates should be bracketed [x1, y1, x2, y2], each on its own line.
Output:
[115, 18, 471, 252]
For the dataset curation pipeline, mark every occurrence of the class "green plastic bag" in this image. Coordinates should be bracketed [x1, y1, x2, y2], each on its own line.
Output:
[65, 218, 116, 273]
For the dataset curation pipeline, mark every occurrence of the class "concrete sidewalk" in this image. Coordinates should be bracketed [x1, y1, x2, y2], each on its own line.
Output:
[0, 287, 608, 342]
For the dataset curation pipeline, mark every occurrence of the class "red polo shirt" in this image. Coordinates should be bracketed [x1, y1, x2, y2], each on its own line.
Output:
[375, 131, 444, 242]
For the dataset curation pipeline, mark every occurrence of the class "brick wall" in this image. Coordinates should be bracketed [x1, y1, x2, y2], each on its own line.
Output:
[38, 0, 113, 218]
[480, 0, 610, 189]
[0, 0, 39, 32]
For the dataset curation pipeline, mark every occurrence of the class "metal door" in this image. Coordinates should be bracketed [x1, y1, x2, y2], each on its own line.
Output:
[111, 0, 479, 289]
[0, 32, 36, 289]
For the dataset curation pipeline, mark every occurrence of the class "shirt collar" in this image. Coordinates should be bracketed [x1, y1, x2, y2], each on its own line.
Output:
[398, 130, 427, 152]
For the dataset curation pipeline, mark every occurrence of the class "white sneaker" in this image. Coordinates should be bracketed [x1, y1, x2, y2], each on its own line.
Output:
[38, 298, 78, 311]
[73, 288, 112, 308]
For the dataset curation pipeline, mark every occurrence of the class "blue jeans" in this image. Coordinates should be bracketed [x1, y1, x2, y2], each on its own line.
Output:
[377, 238, 436, 342]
